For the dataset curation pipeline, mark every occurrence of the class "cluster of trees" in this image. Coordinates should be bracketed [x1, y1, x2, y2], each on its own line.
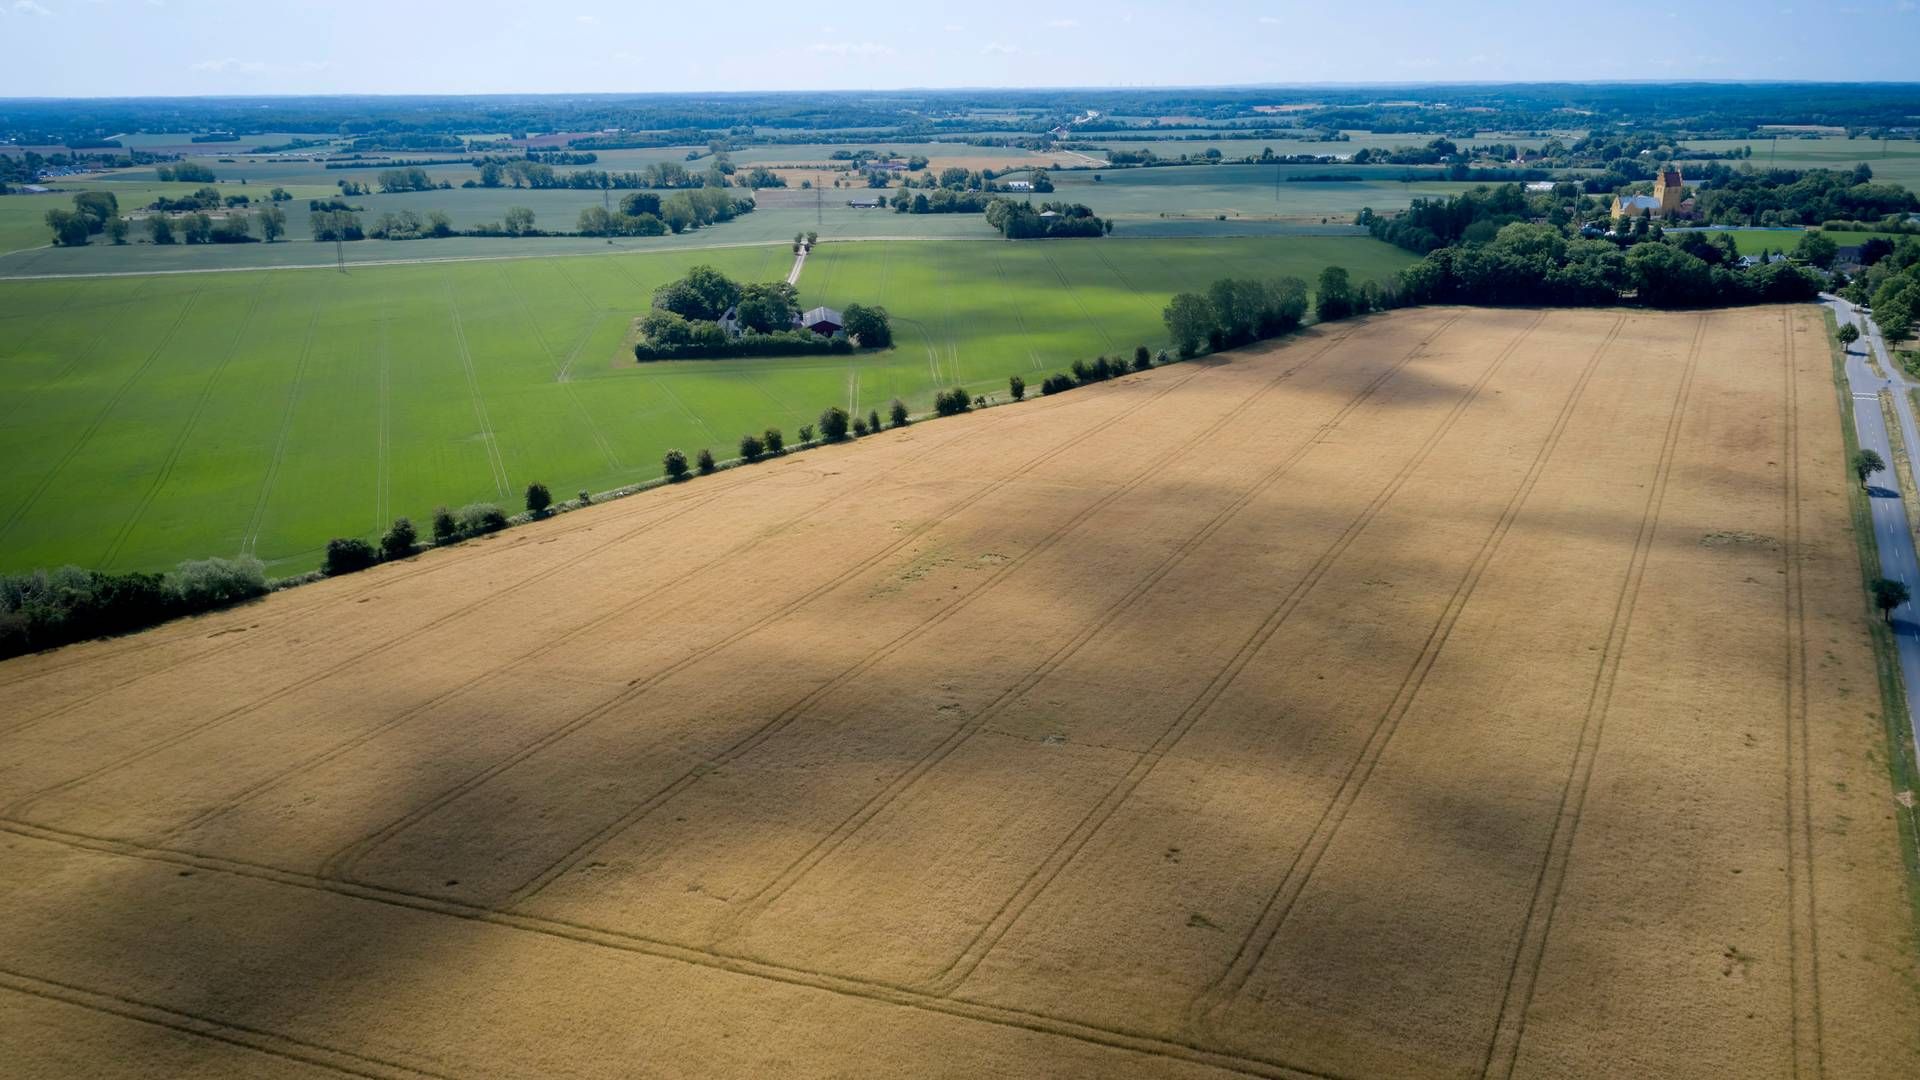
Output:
[141, 206, 279, 245]
[1842, 236, 1920, 340]
[475, 158, 730, 191]
[890, 187, 993, 214]
[367, 209, 455, 240]
[153, 162, 216, 182]
[1162, 275, 1315, 357]
[1681, 163, 1915, 227]
[43, 191, 125, 246]
[1392, 222, 1821, 309]
[635, 265, 892, 361]
[0, 556, 268, 660]
[742, 167, 786, 188]
[146, 186, 247, 213]
[376, 166, 452, 193]
[985, 199, 1111, 239]
[576, 187, 752, 235]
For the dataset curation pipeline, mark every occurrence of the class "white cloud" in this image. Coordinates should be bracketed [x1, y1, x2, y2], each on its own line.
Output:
[1258, 15, 1281, 23]
[982, 42, 1020, 55]
[11, 0, 52, 15]
[576, 14, 597, 23]
[1046, 17, 1079, 28]
[942, 23, 963, 31]
[808, 41, 895, 56]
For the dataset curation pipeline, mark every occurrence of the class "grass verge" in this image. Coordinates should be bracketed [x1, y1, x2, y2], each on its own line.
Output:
[1825, 307, 1920, 938]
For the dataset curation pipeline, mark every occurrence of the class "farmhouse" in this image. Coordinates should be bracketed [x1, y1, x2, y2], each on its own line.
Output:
[1006, 180, 1033, 191]
[801, 306, 843, 335]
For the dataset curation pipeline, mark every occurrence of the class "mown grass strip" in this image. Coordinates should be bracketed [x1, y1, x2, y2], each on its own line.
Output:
[1824, 308, 1920, 942]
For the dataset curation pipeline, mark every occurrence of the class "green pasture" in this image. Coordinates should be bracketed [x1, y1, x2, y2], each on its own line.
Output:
[0, 235, 1412, 575]
[1046, 164, 1481, 223]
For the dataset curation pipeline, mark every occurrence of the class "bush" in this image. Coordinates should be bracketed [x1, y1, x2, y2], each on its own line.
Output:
[432, 506, 457, 544]
[1156, 349, 1171, 365]
[525, 482, 553, 517]
[1133, 345, 1152, 371]
[379, 517, 417, 560]
[852, 415, 871, 437]
[819, 406, 851, 441]
[867, 409, 882, 433]
[455, 503, 508, 537]
[889, 398, 909, 428]
[765, 427, 786, 455]
[324, 538, 379, 577]
[1041, 373, 1075, 395]
[577, 489, 590, 505]
[1009, 374, 1026, 401]
[933, 387, 972, 416]
[663, 448, 690, 481]
[798, 424, 815, 443]
[740, 433, 766, 462]
[163, 556, 268, 610]
[697, 448, 717, 474]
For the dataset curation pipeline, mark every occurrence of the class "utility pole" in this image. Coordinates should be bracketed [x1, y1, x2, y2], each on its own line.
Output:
[336, 233, 345, 274]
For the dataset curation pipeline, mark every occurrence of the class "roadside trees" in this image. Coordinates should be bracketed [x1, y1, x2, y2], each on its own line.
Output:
[1837, 323, 1860, 348]
[1873, 577, 1910, 622]
[1854, 448, 1887, 490]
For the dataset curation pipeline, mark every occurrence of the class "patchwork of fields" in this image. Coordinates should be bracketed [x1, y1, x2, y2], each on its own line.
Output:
[0, 306, 1911, 1078]
[0, 236, 1413, 574]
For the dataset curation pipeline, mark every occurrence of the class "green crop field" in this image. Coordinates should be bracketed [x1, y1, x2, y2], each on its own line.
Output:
[0, 236, 1412, 576]
[1045, 164, 1482, 223]
[1679, 135, 1920, 188]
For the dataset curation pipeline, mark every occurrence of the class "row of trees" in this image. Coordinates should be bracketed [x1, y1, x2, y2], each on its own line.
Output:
[1841, 235, 1920, 341]
[1162, 274, 1318, 356]
[661, 399, 926, 484]
[153, 162, 216, 183]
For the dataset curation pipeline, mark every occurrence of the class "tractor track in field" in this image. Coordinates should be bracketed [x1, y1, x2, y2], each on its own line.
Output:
[0, 284, 205, 556]
[1190, 315, 1622, 1041]
[319, 362, 1218, 892]
[98, 293, 265, 570]
[240, 311, 317, 558]
[1476, 315, 1708, 1079]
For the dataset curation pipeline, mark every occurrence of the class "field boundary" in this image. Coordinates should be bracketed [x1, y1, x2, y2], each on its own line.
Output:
[1821, 308, 1920, 949]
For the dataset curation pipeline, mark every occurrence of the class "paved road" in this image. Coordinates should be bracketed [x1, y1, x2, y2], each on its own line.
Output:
[1826, 294, 1920, 764]
[787, 243, 808, 285]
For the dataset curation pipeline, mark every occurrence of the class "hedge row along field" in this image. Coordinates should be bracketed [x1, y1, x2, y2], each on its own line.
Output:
[0, 235, 1412, 575]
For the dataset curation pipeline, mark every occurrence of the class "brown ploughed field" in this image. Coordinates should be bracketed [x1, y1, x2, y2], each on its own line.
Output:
[0, 306, 1914, 1079]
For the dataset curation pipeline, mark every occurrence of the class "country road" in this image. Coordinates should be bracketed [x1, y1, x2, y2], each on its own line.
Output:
[1827, 293, 1920, 765]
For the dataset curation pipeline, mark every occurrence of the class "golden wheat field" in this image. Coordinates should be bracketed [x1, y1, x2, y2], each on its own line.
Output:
[0, 305, 1914, 1079]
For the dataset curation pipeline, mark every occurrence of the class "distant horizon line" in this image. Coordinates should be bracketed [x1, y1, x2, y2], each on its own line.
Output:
[5, 78, 1920, 104]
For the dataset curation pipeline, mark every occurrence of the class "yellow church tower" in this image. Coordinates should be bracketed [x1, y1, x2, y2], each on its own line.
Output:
[1654, 168, 1684, 216]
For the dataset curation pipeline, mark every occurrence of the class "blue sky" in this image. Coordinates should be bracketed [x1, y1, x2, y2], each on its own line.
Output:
[1, 0, 1916, 96]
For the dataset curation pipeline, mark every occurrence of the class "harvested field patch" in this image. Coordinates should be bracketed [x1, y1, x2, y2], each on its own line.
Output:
[0, 306, 1914, 1078]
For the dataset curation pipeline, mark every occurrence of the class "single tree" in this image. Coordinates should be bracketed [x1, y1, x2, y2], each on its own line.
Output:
[323, 537, 379, 577]
[379, 517, 417, 560]
[1873, 577, 1910, 622]
[256, 205, 286, 242]
[1854, 448, 1887, 490]
[1836, 323, 1860, 348]
[852, 415, 870, 437]
[525, 481, 553, 516]
[104, 216, 130, 244]
[889, 398, 910, 428]
[1009, 374, 1026, 401]
[818, 406, 851, 442]
[867, 408, 882, 434]
[431, 506, 457, 544]
[696, 448, 717, 475]
[797, 424, 815, 444]
[763, 427, 785, 454]
[1315, 265, 1355, 322]
[1133, 345, 1152, 371]
[739, 433, 765, 462]
[663, 448, 690, 481]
